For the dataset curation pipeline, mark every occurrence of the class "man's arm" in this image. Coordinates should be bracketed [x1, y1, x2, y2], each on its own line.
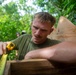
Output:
[24, 41, 76, 63]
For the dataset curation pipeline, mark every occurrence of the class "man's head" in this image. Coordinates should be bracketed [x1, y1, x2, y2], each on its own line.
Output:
[16, 32, 20, 37]
[31, 12, 56, 44]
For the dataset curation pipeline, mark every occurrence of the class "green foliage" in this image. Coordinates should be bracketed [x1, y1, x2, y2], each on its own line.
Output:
[20, 14, 32, 34]
[50, 0, 76, 25]
[0, 1, 32, 41]
[33, 0, 76, 26]
[3, 2, 17, 14]
[19, 0, 26, 4]
[7, 50, 17, 60]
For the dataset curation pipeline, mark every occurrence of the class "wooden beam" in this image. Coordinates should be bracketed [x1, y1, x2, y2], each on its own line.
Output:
[4, 59, 76, 75]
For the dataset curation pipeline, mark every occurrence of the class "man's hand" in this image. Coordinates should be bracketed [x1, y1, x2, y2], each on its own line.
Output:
[0, 42, 3, 55]
[0, 42, 8, 55]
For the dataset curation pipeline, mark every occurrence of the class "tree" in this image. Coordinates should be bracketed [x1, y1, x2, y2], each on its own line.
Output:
[33, 0, 76, 26]
[0, 0, 34, 41]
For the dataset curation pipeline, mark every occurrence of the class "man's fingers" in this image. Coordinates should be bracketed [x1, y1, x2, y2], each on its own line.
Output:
[2, 42, 7, 54]
[0, 42, 3, 55]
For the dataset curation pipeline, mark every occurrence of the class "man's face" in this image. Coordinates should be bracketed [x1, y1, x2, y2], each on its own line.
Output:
[31, 18, 53, 44]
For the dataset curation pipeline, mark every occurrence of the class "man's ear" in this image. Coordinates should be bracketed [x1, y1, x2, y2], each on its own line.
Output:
[48, 27, 54, 35]
[50, 27, 54, 33]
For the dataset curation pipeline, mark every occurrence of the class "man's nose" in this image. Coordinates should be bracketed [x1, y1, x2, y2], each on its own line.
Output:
[35, 30, 41, 35]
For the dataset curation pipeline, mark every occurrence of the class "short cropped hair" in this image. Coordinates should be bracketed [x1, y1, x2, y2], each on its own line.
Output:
[32, 12, 56, 27]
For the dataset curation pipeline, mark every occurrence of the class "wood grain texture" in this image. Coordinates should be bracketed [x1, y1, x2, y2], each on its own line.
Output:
[4, 59, 76, 75]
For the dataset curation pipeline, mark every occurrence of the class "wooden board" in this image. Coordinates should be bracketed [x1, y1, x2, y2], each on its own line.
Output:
[48, 16, 76, 42]
[4, 59, 76, 75]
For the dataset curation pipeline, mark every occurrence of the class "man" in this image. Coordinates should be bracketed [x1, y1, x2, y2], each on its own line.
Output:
[0, 12, 60, 60]
[25, 41, 76, 63]
[11, 12, 60, 60]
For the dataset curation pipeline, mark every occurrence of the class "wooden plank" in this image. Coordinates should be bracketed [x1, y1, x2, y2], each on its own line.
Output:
[3, 61, 11, 75]
[10, 59, 54, 75]
[4, 59, 76, 75]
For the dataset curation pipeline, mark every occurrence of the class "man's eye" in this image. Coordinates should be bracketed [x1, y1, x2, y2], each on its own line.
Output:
[33, 26, 38, 29]
[41, 29, 47, 32]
